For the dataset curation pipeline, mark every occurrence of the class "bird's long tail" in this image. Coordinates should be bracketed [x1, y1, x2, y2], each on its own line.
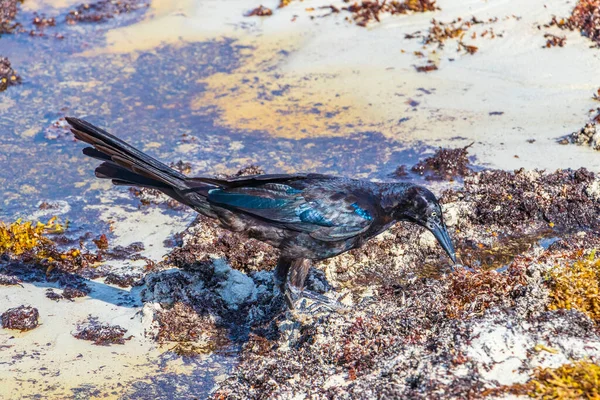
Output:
[66, 117, 212, 212]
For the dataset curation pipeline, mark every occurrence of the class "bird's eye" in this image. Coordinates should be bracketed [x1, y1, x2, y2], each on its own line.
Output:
[431, 212, 437, 217]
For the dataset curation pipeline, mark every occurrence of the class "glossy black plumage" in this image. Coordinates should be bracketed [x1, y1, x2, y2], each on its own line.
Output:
[66, 117, 456, 309]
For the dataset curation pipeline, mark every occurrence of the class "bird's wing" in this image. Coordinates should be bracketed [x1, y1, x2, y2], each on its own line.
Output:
[187, 173, 333, 188]
[205, 181, 377, 242]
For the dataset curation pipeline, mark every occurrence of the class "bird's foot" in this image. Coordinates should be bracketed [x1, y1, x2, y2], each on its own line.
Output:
[286, 284, 350, 315]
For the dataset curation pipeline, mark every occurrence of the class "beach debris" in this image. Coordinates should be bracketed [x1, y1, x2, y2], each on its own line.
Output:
[544, 33, 567, 47]
[46, 289, 63, 301]
[0, 0, 20, 34]
[548, 251, 600, 322]
[491, 361, 600, 398]
[444, 266, 527, 318]
[32, 13, 56, 28]
[167, 215, 279, 273]
[0, 217, 101, 275]
[247, 5, 273, 17]
[0, 273, 21, 286]
[415, 64, 438, 72]
[247, 0, 437, 26]
[104, 272, 143, 288]
[1, 306, 39, 331]
[65, 0, 150, 24]
[72, 316, 132, 345]
[62, 285, 89, 299]
[548, 0, 600, 47]
[411, 143, 473, 180]
[342, 0, 437, 27]
[0, 57, 21, 92]
[152, 302, 229, 356]
[570, 122, 600, 150]
[444, 168, 600, 231]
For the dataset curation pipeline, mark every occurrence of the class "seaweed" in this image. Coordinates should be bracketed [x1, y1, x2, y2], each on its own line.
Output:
[544, 33, 567, 47]
[104, 272, 143, 288]
[0, 57, 21, 92]
[444, 266, 527, 318]
[167, 215, 279, 274]
[493, 361, 600, 399]
[411, 144, 473, 180]
[246, 6, 273, 17]
[65, 0, 150, 24]
[0, 217, 100, 275]
[0, 273, 21, 286]
[1, 305, 39, 331]
[0, 217, 63, 256]
[549, 0, 600, 47]
[0, 0, 21, 35]
[548, 251, 600, 322]
[342, 0, 437, 27]
[570, 122, 599, 151]
[443, 168, 600, 231]
[72, 316, 132, 345]
[62, 285, 89, 299]
[153, 302, 228, 356]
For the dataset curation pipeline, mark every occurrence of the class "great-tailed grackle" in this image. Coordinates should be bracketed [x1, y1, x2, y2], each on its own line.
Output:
[66, 117, 456, 310]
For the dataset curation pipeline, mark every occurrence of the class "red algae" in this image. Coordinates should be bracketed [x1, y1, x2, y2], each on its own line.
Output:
[1, 305, 39, 331]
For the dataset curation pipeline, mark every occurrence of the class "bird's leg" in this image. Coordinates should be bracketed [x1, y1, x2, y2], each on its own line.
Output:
[274, 257, 348, 312]
[288, 259, 349, 313]
[273, 257, 295, 309]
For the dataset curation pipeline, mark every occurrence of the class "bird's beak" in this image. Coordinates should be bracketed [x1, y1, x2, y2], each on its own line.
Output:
[430, 222, 457, 264]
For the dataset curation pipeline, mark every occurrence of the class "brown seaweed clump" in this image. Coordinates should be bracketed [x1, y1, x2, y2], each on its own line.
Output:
[0, 57, 21, 92]
[153, 302, 228, 355]
[443, 168, 600, 231]
[444, 266, 527, 318]
[65, 0, 150, 24]
[72, 316, 132, 345]
[343, 0, 437, 27]
[0, 0, 20, 34]
[62, 285, 88, 299]
[246, 5, 273, 17]
[411, 144, 473, 180]
[549, 0, 600, 47]
[0, 273, 21, 286]
[167, 215, 279, 273]
[570, 122, 599, 151]
[1, 305, 39, 331]
[104, 272, 143, 288]
[544, 33, 567, 47]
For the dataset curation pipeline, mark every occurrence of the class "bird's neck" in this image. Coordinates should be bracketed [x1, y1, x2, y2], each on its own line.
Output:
[378, 182, 419, 211]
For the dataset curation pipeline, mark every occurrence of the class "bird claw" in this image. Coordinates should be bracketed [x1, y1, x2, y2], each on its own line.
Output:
[286, 284, 350, 314]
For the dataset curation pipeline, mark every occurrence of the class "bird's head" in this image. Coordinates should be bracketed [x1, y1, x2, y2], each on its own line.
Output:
[383, 184, 456, 263]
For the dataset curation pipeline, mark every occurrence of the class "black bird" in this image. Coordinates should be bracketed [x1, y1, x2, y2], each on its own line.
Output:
[66, 117, 456, 309]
